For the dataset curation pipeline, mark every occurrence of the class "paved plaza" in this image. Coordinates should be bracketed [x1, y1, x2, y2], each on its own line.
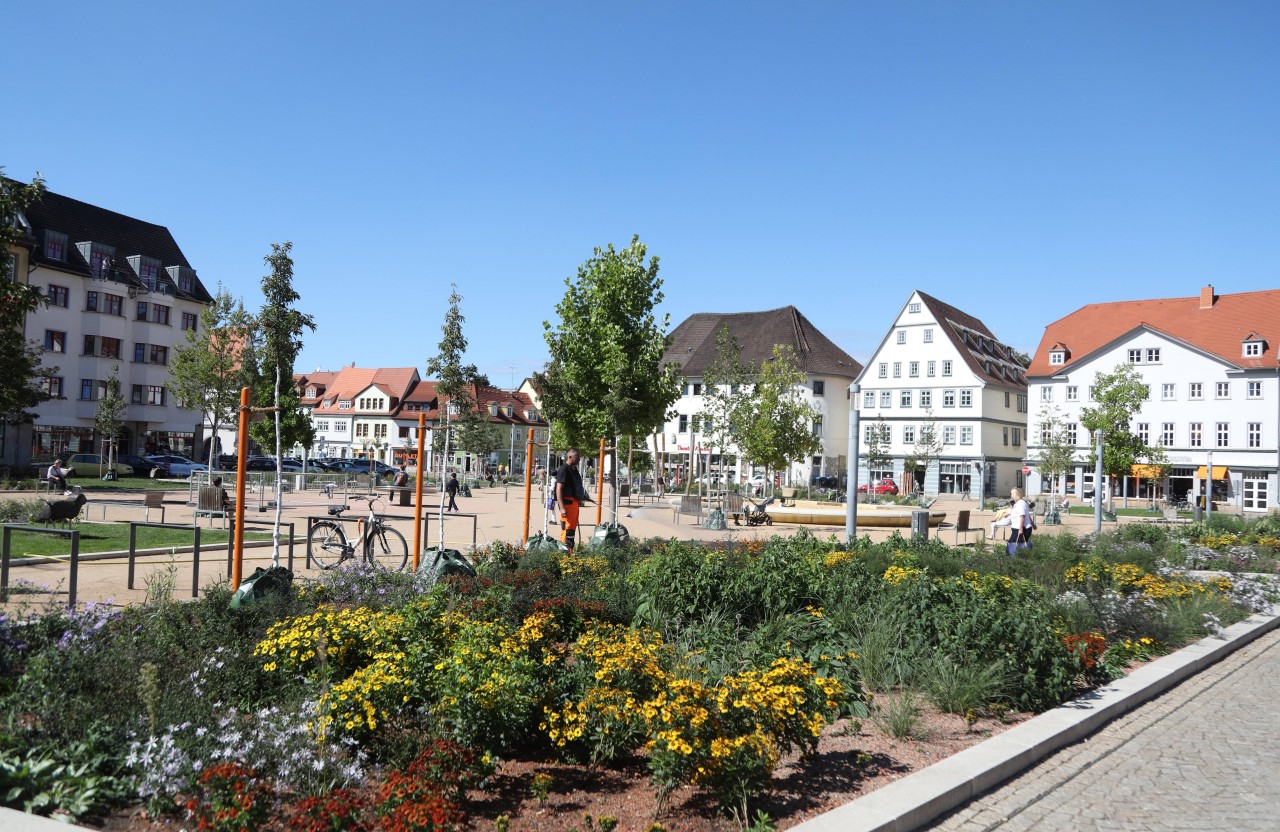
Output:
[928, 627, 1280, 832]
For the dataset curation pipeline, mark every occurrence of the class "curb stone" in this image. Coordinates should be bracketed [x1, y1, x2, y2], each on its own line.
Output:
[0, 806, 98, 831]
[792, 609, 1280, 832]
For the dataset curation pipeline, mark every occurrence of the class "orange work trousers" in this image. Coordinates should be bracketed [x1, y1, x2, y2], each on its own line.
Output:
[559, 497, 580, 551]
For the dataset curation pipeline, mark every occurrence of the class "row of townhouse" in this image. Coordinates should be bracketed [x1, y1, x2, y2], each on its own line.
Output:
[295, 366, 546, 474]
[651, 285, 1278, 511]
[4, 182, 212, 468]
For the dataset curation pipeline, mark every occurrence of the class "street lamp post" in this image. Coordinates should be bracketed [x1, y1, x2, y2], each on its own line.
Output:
[846, 382, 860, 544]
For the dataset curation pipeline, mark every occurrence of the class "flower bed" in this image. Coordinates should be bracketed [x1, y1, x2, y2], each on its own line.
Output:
[1, 515, 1276, 830]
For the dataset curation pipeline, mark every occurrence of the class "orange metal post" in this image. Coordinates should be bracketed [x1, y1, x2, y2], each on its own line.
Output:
[232, 387, 250, 588]
[412, 412, 426, 570]
[521, 428, 534, 542]
[596, 438, 605, 525]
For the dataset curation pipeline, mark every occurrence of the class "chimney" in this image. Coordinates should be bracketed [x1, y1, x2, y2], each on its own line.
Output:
[1200, 285, 1216, 309]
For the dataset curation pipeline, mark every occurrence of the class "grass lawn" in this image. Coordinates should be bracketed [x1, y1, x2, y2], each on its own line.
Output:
[1068, 505, 1194, 518]
[62, 476, 194, 492]
[6, 524, 275, 557]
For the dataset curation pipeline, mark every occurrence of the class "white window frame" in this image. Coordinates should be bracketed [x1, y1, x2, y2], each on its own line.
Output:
[1215, 382, 1230, 399]
[1216, 422, 1229, 448]
[920, 390, 932, 407]
[896, 330, 906, 344]
[1189, 382, 1203, 400]
[1248, 422, 1261, 448]
[1049, 351, 1064, 365]
[960, 426, 973, 445]
[909, 361, 919, 377]
[942, 360, 952, 376]
[924, 329, 934, 343]
[1066, 386, 1078, 402]
[878, 363, 887, 379]
[1247, 381, 1262, 399]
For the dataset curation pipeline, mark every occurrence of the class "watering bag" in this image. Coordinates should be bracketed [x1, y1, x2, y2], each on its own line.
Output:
[230, 566, 293, 609]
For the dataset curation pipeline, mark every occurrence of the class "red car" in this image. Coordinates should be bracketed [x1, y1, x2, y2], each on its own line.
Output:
[857, 478, 899, 496]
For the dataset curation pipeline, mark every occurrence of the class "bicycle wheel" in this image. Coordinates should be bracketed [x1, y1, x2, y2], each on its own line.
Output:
[366, 525, 408, 571]
[308, 520, 349, 569]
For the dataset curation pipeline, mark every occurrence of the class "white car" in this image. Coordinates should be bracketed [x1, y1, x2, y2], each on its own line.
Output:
[145, 454, 209, 477]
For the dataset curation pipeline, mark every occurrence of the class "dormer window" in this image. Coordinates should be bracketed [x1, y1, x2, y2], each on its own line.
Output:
[77, 242, 116, 279]
[1243, 335, 1265, 357]
[338, 400, 351, 410]
[525, 408, 538, 421]
[306, 386, 316, 398]
[166, 265, 196, 294]
[1049, 350, 1065, 365]
[43, 231, 67, 261]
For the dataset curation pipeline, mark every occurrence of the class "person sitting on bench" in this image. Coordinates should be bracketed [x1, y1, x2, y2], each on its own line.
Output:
[989, 499, 1014, 540]
[392, 465, 409, 488]
[47, 459, 68, 494]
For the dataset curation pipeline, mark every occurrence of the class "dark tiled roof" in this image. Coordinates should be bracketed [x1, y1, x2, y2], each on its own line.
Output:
[917, 291, 1028, 389]
[13, 181, 213, 304]
[662, 306, 862, 379]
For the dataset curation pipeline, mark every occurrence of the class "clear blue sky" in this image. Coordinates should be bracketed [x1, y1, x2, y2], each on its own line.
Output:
[8, 1, 1278, 387]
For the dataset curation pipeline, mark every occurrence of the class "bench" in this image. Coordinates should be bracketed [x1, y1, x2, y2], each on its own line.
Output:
[93, 490, 166, 523]
[673, 494, 703, 524]
[193, 486, 229, 528]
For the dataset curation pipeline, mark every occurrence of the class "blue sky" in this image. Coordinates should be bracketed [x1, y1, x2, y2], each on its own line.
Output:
[8, 1, 1278, 387]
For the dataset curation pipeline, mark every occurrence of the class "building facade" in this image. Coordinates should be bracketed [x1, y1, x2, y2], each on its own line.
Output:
[855, 291, 1030, 499]
[8, 184, 212, 467]
[1024, 285, 1280, 512]
[656, 306, 863, 486]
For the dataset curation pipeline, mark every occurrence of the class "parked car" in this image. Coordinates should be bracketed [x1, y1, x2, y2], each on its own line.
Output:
[145, 454, 208, 477]
[66, 453, 134, 478]
[857, 478, 899, 496]
[118, 454, 167, 477]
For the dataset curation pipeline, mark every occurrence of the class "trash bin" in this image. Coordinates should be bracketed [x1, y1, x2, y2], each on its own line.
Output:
[910, 509, 929, 540]
[1193, 504, 1203, 523]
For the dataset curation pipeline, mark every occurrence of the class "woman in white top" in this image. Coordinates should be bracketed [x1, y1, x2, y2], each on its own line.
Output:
[1008, 487, 1032, 545]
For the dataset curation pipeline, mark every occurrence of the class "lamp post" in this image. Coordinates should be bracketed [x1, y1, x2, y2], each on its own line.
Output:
[1093, 430, 1105, 535]
[846, 382, 860, 543]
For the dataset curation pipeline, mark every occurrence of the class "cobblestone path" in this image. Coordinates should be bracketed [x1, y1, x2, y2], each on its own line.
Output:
[928, 628, 1280, 831]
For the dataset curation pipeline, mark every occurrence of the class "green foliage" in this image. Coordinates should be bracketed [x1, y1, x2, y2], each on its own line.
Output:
[171, 284, 254, 462]
[1081, 363, 1156, 490]
[250, 242, 317, 455]
[917, 654, 1010, 715]
[537, 235, 681, 448]
[698, 325, 749, 489]
[735, 345, 821, 476]
[0, 170, 56, 426]
[0, 723, 131, 821]
[863, 416, 893, 486]
[873, 691, 923, 740]
[1033, 405, 1078, 489]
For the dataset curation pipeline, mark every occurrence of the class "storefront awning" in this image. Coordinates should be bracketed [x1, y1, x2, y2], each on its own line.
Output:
[1131, 464, 1164, 479]
[1195, 465, 1229, 480]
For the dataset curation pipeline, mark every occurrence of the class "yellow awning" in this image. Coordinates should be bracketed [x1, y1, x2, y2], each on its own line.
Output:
[1195, 466, 1229, 479]
[1131, 464, 1164, 479]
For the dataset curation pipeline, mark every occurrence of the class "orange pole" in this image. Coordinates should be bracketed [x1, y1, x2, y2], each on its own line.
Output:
[232, 386, 249, 587]
[412, 412, 426, 570]
[596, 437, 605, 525]
[521, 428, 534, 542]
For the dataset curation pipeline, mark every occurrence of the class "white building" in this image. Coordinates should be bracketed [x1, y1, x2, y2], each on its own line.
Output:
[8, 184, 212, 467]
[1025, 285, 1280, 512]
[855, 291, 1030, 499]
[656, 306, 863, 486]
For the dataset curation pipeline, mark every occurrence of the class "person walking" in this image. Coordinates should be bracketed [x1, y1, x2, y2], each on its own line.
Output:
[1008, 487, 1033, 551]
[445, 472, 460, 512]
[555, 448, 589, 552]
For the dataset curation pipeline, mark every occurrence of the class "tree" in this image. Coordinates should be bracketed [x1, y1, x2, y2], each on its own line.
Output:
[698, 325, 749, 495]
[425, 286, 488, 480]
[170, 284, 253, 464]
[735, 345, 821, 485]
[537, 236, 681, 512]
[0, 171, 55, 453]
[454, 413, 503, 473]
[95, 365, 127, 479]
[863, 416, 893, 498]
[1081, 363, 1152, 508]
[249, 242, 316, 457]
[912, 409, 944, 494]
[1033, 405, 1077, 505]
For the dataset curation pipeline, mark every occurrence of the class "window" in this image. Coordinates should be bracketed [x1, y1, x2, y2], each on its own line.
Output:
[182, 312, 198, 332]
[43, 330, 66, 353]
[131, 385, 166, 405]
[900, 390, 912, 408]
[903, 426, 916, 443]
[1012, 428, 1021, 446]
[1040, 386, 1053, 402]
[83, 335, 96, 355]
[878, 363, 887, 379]
[1146, 348, 1161, 363]
[1162, 423, 1174, 446]
[355, 423, 369, 438]
[1189, 423, 1202, 447]
[896, 330, 906, 344]
[1189, 382, 1203, 400]
[1003, 426, 1009, 446]
[942, 389, 956, 407]
[1216, 382, 1230, 399]
[139, 261, 161, 290]
[1128, 349, 1141, 363]
[150, 345, 168, 365]
[880, 391, 892, 408]
[892, 362, 901, 378]
[89, 249, 112, 279]
[136, 302, 148, 321]
[1004, 391, 1011, 407]
[134, 343, 146, 363]
[1162, 383, 1175, 400]
[920, 390, 932, 407]
[942, 360, 952, 377]
[47, 285, 68, 307]
[179, 273, 194, 293]
[1018, 394, 1027, 413]
[43, 232, 66, 260]
[943, 426, 956, 445]
[1143, 385, 1151, 400]
[316, 421, 329, 432]
[908, 302, 921, 313]
[1088, 386, 1097, 401]
[338, 400, 351, 410]
[42, 376, 64, 398]
[1248, 422, 1262, 448]
[1244, 341, 1263, 357]
[104, 294, 123, 315]
[960, 426, 973, 444]
[80, 379, 95, 401]
[1243, 476, 1269, 511]
[960, 389, 972, 407]
[151, 304, 170, 325]
[678, 415, 688, 433]
[864, 424, 877, 443]
[927, 361, 936, 377]
[333, 421, 346, 431]
[924, 329, 934, 343]
[812, 380, 824, 396]
[691, 383, 702, 396]
[86, 291, 99, 312]
[1067, 423, 1078, 445]
[1049, 350, 1064, 365]
[812, 416, 823, 437]
[374, 423, 388, 439]
[1247, 381, 1262, 399]
[909, 361, 919, 377]
[1136, 423, 1149, 444]
[1066, 386, 1078, 401]
[1216, 422, 1229, 448]
[1041, 425, 1053, 445]
[863, 391, 875, 408]
[101, 337, 121, 359]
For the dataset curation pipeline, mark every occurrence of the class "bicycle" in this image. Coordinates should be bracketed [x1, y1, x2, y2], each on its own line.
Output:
[307, 494, 409, 570]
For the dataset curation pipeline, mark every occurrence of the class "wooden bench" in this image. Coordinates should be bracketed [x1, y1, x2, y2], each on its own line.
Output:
[193, 486, 229, 528]
[93, 490, 166, 523]
[673, 494, 703, 524]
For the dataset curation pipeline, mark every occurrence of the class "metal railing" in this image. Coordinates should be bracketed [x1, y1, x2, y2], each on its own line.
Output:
[1, 525, 81, 606]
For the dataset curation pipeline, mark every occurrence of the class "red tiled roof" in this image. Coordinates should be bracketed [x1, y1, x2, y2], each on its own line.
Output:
[310, 366, 418, 414]
[1029, 287, 1280, 375]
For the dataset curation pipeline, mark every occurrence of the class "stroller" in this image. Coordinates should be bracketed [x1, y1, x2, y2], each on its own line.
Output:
[737, 495, 775, 526]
